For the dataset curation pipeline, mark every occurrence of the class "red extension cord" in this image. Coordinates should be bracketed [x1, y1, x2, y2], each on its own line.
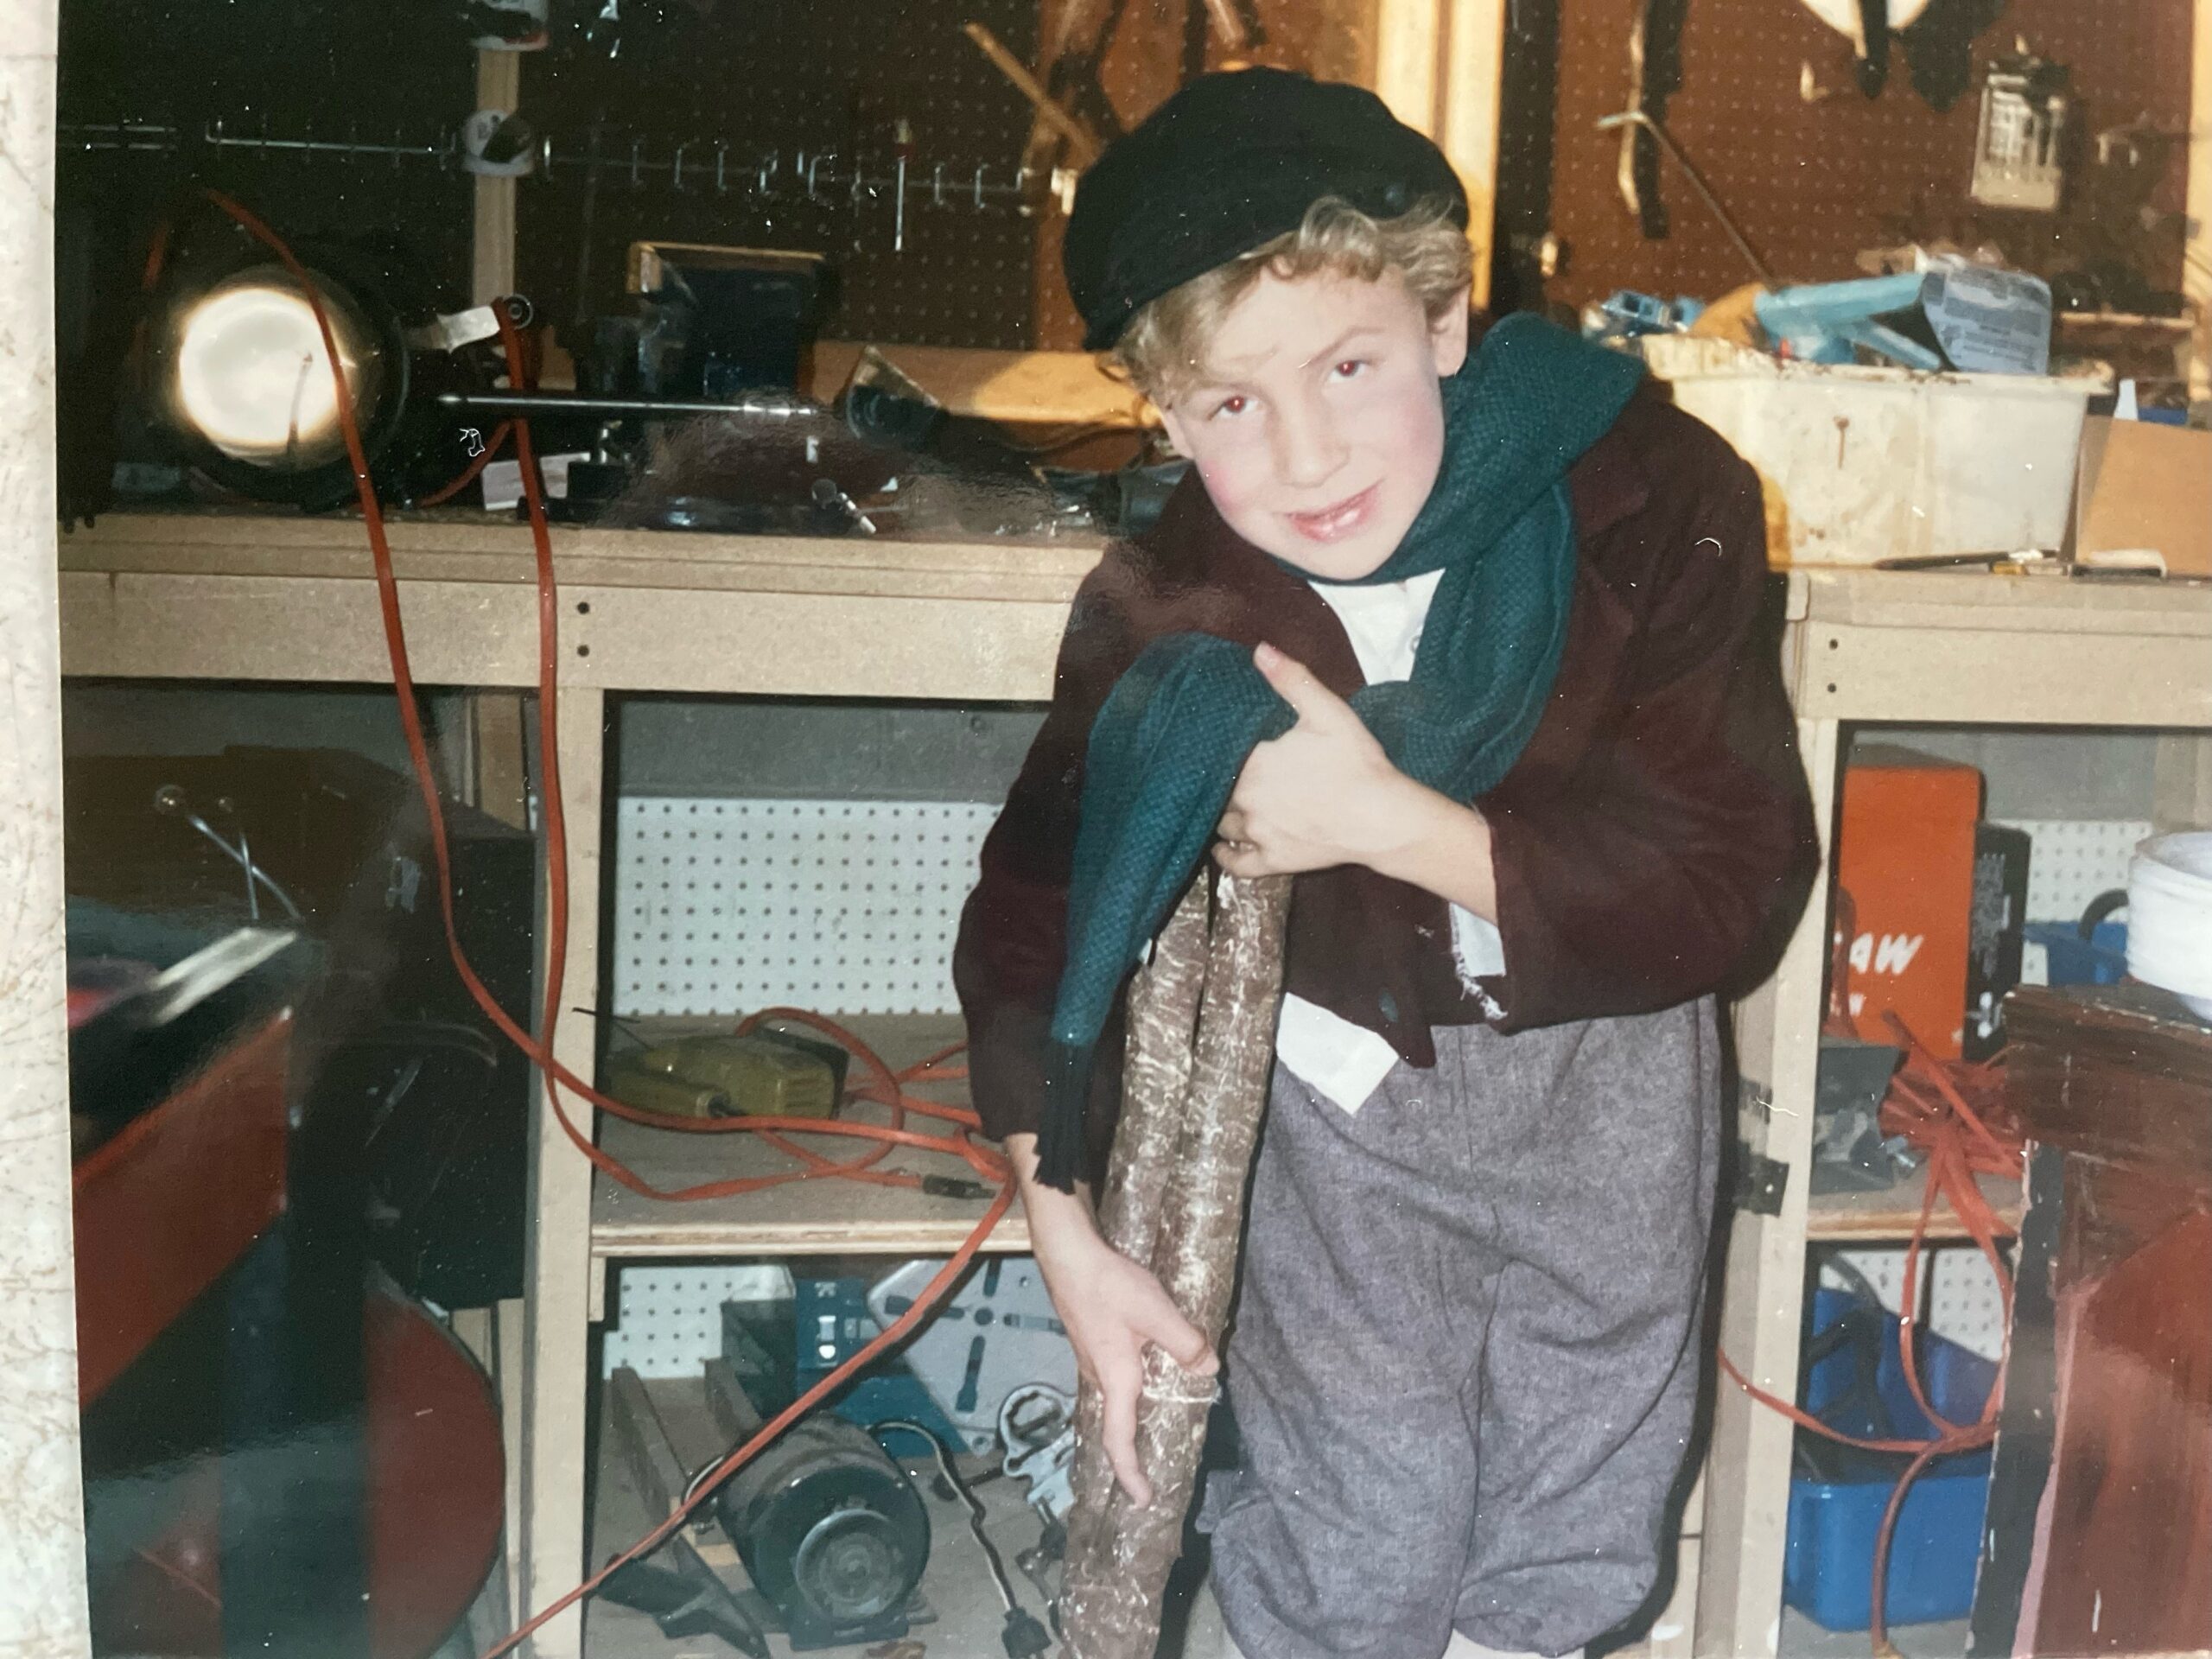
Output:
[200, 191, 1015, 1657]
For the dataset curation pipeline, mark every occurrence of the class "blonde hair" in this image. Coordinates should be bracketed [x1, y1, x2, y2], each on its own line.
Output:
[1109, 194, 1472, 404]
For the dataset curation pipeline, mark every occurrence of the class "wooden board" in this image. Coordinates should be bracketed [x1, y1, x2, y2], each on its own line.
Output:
[471, 48, 521, 305]
[1807, 1165, 2024, 1243]
[58, 513, 1096, 701]
[1790, 571, 2212, 728]
[2190, 0, 2212, 402]
[2005, 986, 2212, 1179]
[517, 687, 607, 1659]
[1700, 715, 1840, 1659]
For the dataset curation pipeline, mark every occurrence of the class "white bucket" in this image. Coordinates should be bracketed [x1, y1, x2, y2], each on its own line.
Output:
[2127, 831, 2212, 1020]
[1639, 336, 2103, 567]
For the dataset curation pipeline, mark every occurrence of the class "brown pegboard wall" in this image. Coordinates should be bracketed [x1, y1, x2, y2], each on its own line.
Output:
[56, 0, 477, 293]
[514, 0, 1046, 353]
[1029, 0, 1382, 348]
[1515, 0, 2194, 312]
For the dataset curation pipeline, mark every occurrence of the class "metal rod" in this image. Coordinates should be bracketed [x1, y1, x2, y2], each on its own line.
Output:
[71, 113, 1050, 217]
[435, 390, 822, 420]
[1595, 110, 1773, 284]
[197, 118, 454, 162]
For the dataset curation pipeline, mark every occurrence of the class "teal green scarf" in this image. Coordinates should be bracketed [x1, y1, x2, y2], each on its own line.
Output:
[1034, 315, 1643, 1188]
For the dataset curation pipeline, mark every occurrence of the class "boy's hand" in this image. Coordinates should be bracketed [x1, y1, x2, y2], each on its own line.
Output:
[1214, 642, 1424, 879]
[1005, 1135, 1217, 1507]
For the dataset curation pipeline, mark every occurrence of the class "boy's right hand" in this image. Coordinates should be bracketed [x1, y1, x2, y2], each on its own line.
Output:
[1005, 1135, 1218, 1508]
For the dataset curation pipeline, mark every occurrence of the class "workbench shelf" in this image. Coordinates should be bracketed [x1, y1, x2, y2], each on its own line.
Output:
[56, 512, 2212, 1659]
[1805, 1167, 2024, 1245]
[589, 1014, 1029, 1265]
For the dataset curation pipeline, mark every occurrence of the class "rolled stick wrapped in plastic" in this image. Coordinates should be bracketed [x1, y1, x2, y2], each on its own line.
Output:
[1059, 871, 1292, 1658]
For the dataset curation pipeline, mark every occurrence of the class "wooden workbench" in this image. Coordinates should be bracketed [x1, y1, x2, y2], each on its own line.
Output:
[57, 512, 2212, 1658]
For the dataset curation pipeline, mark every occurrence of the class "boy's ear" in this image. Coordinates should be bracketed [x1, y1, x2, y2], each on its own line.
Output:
[1429, 289, 1472, 378]
[1156, 403, 1193, 459]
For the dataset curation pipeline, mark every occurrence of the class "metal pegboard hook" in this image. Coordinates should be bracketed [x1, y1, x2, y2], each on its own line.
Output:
[760, 149, 779, 194]
[670, 143, 687, 192]
[628, 137, 644, 188]
[931, 162, 946, 208]
[807, 152, 833, 202]
[972, 162, 988, 210]
[714, 142, 728, 194]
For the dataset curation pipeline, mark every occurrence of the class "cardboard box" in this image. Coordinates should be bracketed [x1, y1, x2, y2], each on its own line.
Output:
[1835, 746, 1986, 1059]
[2073, 416, 2212, 578]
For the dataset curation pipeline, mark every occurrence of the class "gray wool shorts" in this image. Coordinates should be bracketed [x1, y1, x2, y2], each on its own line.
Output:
[1198, 999, 1721, 1659]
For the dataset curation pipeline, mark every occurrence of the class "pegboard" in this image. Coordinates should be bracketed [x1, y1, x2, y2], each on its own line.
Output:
[1992, 817, 2147, 923]
[610, 797, 997, 1018]
[56, 2, 476, 296]
[1508, 0, 2195, 313]
[1028, 0, 1382, 346]
[1821, 1242, 2010, 1363]
[513, 0, 1046, 348]
[602, 1264, 793, 1380]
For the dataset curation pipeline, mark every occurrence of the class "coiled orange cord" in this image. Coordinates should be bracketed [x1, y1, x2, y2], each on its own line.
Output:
[1722, 885, 2022, 1657]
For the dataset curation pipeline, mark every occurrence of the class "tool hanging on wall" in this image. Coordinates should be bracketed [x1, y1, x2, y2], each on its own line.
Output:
[1797, 0, 2005, 110]
[1854, 0, 1890, 96]
[1596, 110, 1773, 283]
[1615, 0, 1686, 240]
[1796, 0, 1929, 96]
[1970, 43, 2071, 213]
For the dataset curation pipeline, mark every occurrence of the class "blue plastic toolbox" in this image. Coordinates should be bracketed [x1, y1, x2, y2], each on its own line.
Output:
[1783, 1289, 1999, 1631]
[2022, 919, 2128, 987]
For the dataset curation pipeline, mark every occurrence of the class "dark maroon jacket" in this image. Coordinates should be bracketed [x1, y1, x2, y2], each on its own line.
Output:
[952, 387, 1818, 1172]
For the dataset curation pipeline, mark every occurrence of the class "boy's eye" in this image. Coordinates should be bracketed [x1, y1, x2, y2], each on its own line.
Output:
[1211, 394, 1250, 420]
[1331, 359, 1369, 380]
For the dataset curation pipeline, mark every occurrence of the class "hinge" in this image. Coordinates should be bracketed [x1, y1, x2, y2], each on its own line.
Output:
[1733, 1143, 1789, 1217]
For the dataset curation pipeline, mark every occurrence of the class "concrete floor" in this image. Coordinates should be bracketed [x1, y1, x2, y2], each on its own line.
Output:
[1778, 1608, 1971, 1659]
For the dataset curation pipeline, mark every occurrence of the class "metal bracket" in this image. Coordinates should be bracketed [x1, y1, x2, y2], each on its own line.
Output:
[1733, 1142, 1790, 1217]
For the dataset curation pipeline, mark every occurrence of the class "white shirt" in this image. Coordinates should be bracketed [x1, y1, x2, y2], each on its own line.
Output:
[1273, 572, 1507, 1115]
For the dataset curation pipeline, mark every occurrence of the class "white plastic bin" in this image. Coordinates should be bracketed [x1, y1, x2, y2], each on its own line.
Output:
[1639, 336, 2102, 566]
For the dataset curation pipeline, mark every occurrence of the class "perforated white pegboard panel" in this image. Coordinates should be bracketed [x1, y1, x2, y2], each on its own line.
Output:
[1991, 819, 2148, 925]
[611, 798, 998, 1017]
[1820, 1243, 2011, 1363]
[602, 1264, 795, 1379]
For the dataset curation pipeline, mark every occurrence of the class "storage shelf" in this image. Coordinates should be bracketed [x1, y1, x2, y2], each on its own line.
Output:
[591, 1008, 2035, 1257]
[1807, 1165, 2023, 1243]
[589, 1014, 1029, 1261]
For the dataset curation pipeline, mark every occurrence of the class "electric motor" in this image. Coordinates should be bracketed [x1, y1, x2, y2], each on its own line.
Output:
[713, 1413, 931, 1649]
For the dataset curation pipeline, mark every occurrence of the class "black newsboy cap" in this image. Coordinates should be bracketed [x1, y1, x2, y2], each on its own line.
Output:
[1063, 67, 1468, 352]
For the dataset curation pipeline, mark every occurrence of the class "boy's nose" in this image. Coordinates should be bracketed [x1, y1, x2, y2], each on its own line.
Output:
[1272, 404, 1349, 490]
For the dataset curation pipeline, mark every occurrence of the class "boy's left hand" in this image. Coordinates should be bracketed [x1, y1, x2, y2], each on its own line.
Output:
[1215, 642, 1423, 879]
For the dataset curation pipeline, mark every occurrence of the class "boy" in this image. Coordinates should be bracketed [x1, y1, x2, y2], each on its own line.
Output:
[954, 69, 1815, 1659]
